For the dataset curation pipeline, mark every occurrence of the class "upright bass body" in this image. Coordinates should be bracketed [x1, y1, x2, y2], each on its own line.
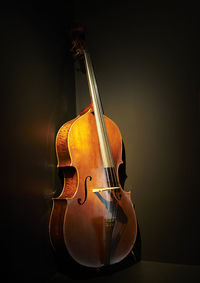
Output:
[49, 26, 137, 268]
[49, 106, 137, 268]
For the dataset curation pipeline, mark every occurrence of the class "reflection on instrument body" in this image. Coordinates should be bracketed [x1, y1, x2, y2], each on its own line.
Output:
[49, 26, 137, 268]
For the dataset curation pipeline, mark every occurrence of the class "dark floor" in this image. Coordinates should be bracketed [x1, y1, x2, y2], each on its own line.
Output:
[49, 260, 200, 283]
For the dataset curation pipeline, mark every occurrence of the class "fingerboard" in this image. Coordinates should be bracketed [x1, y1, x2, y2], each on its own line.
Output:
[83, 50, 115, 169]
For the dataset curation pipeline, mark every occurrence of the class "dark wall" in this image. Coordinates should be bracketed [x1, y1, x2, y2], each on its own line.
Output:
[1, 3, 200, 281]
[74, 3, 200, 265]
[1, 4, 76, 281]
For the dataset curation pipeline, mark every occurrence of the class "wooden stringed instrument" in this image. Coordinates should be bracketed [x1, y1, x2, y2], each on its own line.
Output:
[49, 26, 137, 268]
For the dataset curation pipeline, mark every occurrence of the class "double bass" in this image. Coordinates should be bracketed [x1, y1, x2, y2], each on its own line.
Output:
[49, 26, 137, 268]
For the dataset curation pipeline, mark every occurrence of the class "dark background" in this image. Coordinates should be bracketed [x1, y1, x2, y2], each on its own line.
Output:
[1, 2, 199, 282]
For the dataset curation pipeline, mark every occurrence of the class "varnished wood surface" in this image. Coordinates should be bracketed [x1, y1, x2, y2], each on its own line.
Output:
[49, 106, 137, 267]
[56, 118, 76, 168]
[49, 198, 68, 253]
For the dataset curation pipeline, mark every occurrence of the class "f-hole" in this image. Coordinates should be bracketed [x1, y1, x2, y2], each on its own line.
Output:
[78, 176, 92, 205]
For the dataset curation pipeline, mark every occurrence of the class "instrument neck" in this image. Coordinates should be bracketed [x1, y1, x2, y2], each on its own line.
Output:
[83, 50, 115, 170]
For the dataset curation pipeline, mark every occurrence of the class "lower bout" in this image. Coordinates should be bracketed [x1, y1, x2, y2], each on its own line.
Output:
[49, 198, 68, 253]
[64, 211, 137, 268]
